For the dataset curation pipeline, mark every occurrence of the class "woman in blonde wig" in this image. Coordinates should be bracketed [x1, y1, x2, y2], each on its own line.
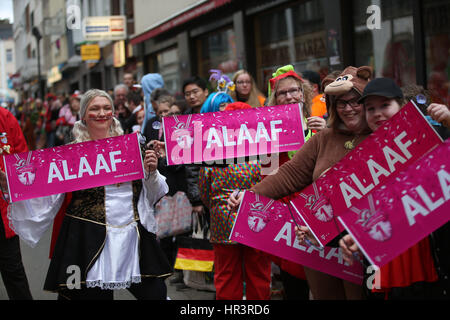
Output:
[231, 69, 266, 107]
[5, 89, 172, 300]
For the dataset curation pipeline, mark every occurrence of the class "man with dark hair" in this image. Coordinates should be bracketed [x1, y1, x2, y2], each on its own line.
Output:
[302, 70, 327, 118]
[182, 76, 209, 114]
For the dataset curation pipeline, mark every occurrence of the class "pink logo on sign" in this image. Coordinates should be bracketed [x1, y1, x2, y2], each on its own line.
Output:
[351, 194, 392, 242]
[247, 194, 274, 233]
[172, 114, 194, 149]
[300, 182, 334, 222]
[14, 152, 36, 186]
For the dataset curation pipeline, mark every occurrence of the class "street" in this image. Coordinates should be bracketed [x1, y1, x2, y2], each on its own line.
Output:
[0, 226, 216, 300]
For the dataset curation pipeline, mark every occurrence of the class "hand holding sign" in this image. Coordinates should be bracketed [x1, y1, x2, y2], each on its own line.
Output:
[227, 189, 244, 211]
[339, 235, 361, 266]
[0, 170, 9, 202]
[143, 149, 158, 173]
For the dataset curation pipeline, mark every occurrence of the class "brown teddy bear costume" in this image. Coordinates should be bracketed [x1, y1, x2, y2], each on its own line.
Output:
[324, 66, 372, 96]
[322, 66, 373, 140]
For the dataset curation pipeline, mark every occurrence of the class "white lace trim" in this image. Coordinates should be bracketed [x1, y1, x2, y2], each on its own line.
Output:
[86, 276, 142, 290]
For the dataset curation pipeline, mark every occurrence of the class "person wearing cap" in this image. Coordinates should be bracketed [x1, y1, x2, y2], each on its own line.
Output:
[358, 77, 405, 132]
[5, 89, 172, 300]
[339, 78, 448, 299]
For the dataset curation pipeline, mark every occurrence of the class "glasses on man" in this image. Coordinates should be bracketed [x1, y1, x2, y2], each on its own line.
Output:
[184, 89, 201, 98]
[276, 87, 302, 98]
[336, 98, 361, 110]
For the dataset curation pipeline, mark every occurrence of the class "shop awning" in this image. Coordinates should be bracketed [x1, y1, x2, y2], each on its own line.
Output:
[130, 0, 232, 45]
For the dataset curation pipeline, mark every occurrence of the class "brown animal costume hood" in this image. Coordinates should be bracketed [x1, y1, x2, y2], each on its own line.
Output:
[323, 66, 372, 97]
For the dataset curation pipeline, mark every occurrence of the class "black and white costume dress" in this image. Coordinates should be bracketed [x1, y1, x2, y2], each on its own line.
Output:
[8, 170, 172, 292]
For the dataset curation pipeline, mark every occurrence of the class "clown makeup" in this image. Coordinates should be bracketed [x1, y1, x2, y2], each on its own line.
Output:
[83, 96, 114, 137]
[364, 96, 402, 131]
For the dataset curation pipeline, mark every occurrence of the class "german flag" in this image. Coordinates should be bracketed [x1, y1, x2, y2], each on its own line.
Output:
[174, 237, 214, 272]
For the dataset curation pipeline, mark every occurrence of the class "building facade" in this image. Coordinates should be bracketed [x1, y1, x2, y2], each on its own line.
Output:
[0, 22, 18, 104]
[11, 0, 450, 105]
[131, 0, 449, 104]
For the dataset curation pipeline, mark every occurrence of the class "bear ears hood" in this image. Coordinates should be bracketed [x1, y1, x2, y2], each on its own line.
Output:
[323, 66, 372, 97]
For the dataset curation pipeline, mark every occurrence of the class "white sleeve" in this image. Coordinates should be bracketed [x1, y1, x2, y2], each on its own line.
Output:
[7, 194, 65, 248]
[137, 170, 168, 233]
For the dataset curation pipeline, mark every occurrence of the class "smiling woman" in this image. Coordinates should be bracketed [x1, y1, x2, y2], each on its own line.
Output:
[72, 89, 123, 143]
[6, 89, 173, 300]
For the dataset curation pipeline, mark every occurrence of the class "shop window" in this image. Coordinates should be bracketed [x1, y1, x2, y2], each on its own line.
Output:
[254, 0, 327, 94]
[423, 0, 450, 105]
[195, 26, 238, 80]
[353, 0, 416, 88]
[146, 47, 180, 95]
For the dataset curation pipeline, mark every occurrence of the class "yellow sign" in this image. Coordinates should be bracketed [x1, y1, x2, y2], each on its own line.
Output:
[81, 44, 101, 61]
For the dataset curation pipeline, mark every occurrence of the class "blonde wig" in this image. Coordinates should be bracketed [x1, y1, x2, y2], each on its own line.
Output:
[72, 89, 123, 143]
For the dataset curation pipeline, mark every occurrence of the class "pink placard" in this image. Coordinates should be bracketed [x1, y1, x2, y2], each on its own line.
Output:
[291, 102, 443, 247]
[162, 104, 305, 165]
[338, 139, 450, 267]
[229, 191, 364, 284]
[4, 133, 144, 202]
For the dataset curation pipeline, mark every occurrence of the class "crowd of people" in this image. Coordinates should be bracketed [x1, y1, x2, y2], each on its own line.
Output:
[0, 64, 449, 301]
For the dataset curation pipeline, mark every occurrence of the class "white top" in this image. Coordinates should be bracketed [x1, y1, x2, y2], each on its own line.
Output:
[8, 170, 168, 290]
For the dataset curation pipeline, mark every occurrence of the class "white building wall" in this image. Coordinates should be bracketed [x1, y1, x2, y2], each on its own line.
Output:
[133, 0, 206, 37]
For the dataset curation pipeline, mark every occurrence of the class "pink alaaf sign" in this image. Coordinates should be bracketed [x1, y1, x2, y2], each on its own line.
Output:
[4, 133, 144, 202]
[162, 104, 305, 165]
[229, 191, 364, 285]
[291, 102, 443, 247]
[338, 139, 450, 267]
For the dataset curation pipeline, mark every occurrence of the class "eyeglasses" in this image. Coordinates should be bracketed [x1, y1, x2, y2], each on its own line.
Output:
[336, 98, 361, 110]
[184, 89, 201, 98]
[236, 80, 252, 85]
[276, 87, 302, 98]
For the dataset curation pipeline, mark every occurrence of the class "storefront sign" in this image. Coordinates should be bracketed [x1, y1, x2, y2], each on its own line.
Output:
[81, 44, 101, 61]
[338, 139, 450, 267]
[229, 191, 364, 284]
[83, 16, 126, 41]
[290, 102, 442, 247]
[3, 134, 144, 202]
[162, 104, 305, 165]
